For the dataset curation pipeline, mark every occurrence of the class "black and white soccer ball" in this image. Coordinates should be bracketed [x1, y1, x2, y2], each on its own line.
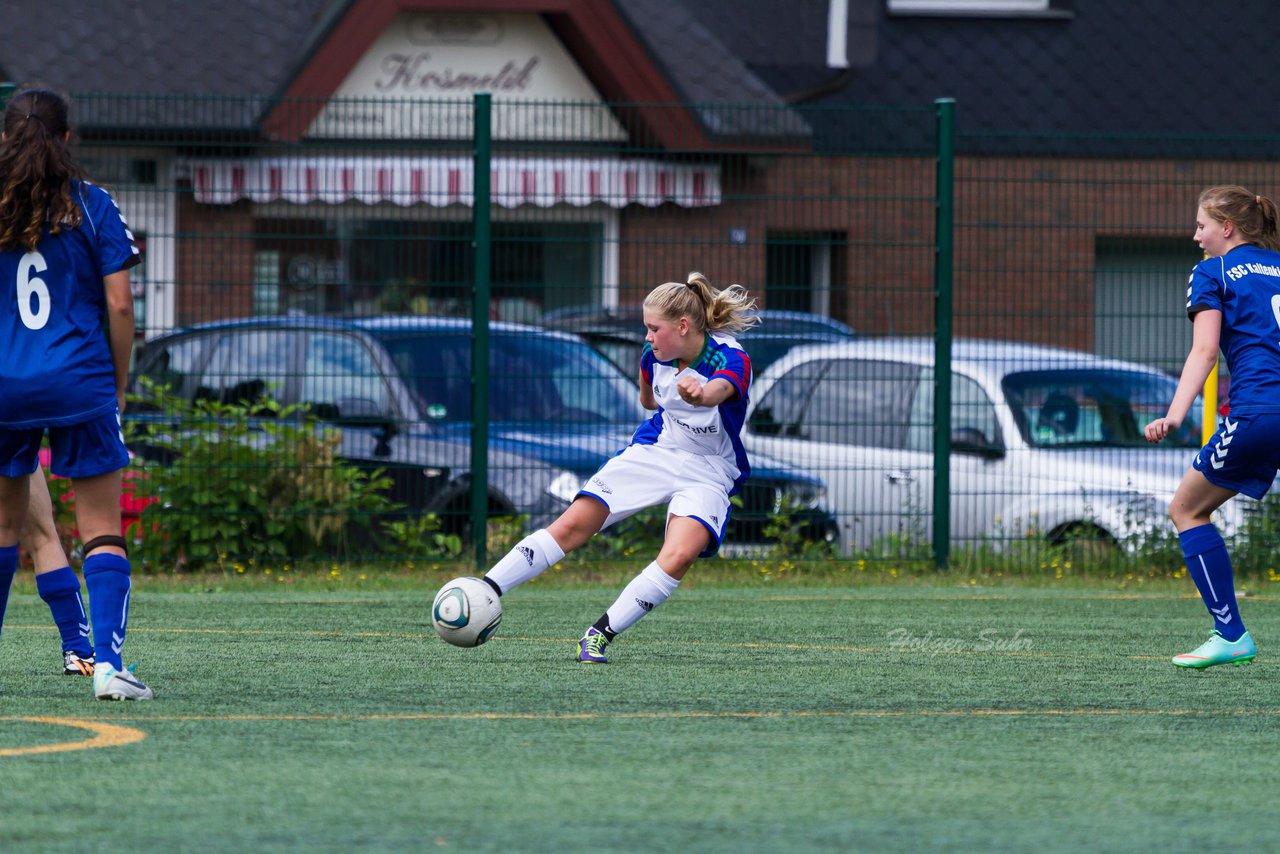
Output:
[432, 577, 503, 647]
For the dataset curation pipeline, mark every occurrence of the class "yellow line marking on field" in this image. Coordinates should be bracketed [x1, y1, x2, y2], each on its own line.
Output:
[8, 709, 1278, 725]
[0, 717, 146, 757]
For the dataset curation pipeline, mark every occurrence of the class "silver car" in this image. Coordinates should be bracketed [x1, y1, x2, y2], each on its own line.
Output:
[743, 337, 1252, 555]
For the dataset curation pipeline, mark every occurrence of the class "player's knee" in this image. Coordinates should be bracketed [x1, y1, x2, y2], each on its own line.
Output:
[657, 540, 706, 573]
[548, 503, 605, 550]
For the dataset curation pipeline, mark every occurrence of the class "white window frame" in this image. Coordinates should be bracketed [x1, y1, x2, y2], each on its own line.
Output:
[888, 0, 1059, 16]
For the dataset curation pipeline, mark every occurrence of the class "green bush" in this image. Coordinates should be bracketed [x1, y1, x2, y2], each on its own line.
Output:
[126, 381, 399, 570]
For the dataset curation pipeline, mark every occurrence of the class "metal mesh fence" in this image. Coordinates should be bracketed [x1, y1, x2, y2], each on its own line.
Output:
[44, 92, 1277, 569]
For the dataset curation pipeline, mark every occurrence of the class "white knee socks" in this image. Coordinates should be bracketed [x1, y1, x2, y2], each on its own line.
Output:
[604, 561, 680, 635]
[483, 529, 565, 594]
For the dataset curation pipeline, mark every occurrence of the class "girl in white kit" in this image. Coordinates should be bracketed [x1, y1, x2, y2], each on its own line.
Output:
[481, 272, 758, 663]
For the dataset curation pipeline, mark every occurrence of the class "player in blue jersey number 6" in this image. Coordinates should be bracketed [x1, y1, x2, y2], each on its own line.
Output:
[1145, 185, 1280, 669]
[481, 272, 759, 663]
[0, 88, 152, 699]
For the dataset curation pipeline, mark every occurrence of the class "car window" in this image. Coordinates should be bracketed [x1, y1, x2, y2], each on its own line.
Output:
[801, 358, 920, 448]
[135, 335, 208, 396]
[380, 332, 470, 421]
[749, 359, 828, 436]
[375, 330, 640, 424]
[301, 332, 390, 419]
[195, 329, 295, 407]
[738, 336, 811, 375]
[493, 333, 639, 423]
[1002, 368, 1202, 448]
[907, 369, 1001, 452]
[588, 335, 643, 377]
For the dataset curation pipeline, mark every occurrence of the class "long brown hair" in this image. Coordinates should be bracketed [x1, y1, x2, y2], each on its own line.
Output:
[0, 87, 83, 252]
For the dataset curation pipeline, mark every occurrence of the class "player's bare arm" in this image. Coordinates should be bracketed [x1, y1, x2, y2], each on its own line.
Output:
[640, 376, 657, 409]
[1145, 309, 1221, 443]
[677, 375, 736, 407]
[104, 269, 136, 414]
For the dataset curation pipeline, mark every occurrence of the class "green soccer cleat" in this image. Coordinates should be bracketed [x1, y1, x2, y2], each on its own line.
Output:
[1172, 630, 1257, 669]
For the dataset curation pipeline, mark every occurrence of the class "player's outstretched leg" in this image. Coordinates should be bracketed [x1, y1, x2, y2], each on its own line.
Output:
[482, 528, 565, 598]
[37, 567, 94, 675]
[577, 561, 680, 664]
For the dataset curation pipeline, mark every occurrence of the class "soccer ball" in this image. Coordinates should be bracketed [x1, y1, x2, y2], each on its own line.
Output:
[432, 577, 503, 647]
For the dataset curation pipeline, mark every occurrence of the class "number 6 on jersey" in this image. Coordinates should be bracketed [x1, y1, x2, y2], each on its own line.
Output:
[18, 250, 50, 330]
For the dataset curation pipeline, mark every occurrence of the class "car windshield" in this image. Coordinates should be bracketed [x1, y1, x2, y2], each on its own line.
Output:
[375, 330, 642, 425]
[1003, 368, 1203, 449]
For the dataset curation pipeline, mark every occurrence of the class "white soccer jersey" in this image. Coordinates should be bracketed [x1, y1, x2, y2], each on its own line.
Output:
[630, 332, 753, 493]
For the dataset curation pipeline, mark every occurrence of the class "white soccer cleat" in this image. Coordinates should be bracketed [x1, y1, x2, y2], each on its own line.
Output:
[93, 663, 154, 701]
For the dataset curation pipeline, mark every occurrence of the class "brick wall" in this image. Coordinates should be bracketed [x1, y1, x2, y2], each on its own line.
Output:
[171, 156, 1280, 351]
[176, 190, 255, 325]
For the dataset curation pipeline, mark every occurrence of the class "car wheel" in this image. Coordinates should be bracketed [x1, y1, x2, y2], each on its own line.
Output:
[1049, 523, 1119, 565]
[432, 479, 517, 542]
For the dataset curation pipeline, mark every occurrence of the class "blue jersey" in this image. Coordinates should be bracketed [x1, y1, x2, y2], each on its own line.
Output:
[630, 332, 753, 493]
[1186, 245, 1280, 414]
[0, 181, 140, 428]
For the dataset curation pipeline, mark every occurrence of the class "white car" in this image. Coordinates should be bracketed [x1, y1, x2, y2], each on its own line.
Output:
[743, 337, 1252, 556]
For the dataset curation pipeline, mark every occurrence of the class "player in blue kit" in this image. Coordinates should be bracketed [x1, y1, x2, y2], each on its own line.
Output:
[1145, 185, 1280, 669]
[480, 272, 758, 662]
[0, 88, 151, 699]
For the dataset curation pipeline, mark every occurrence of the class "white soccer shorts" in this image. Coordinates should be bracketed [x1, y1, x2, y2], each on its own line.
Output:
[578, 443, 734, 553]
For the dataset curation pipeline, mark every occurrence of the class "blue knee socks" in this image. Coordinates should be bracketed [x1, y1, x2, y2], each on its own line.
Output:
[1179, 524, 1245, 641]
[37, 566, 93, 657]
[83, 552, 133, 670]
[0, 544, 16, 638]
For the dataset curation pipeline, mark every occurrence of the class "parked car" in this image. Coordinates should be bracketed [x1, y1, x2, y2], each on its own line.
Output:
[742, 337, 1253, 556]
[131, 315, 834, 550]
[129, 316, 580, 535]
[540, 305, 857, 379]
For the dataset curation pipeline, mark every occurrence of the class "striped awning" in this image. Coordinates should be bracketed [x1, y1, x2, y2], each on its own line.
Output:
[183, 156, 721, 208]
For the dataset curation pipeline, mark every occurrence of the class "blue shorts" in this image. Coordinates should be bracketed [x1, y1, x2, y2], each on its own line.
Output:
[0, 408, 130, 479]
[1193, 412, 1280, 499]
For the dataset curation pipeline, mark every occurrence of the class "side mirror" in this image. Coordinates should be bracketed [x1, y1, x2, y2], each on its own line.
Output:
[951, 426, 1004, 459]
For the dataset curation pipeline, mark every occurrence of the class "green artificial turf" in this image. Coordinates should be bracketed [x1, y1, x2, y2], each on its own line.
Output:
[2, 582, 1278, 852]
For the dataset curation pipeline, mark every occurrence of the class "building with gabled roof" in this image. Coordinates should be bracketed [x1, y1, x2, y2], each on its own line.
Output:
[1, 0, 1275, 371]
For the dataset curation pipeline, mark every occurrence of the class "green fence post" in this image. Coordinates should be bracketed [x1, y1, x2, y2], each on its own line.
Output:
[933, 97, 956, 570]
[471, 93, 492, 569]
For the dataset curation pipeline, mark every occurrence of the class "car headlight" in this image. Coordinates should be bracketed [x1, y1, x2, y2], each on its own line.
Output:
[547, 471, 583, 505]
[780, 481, 825, 511]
